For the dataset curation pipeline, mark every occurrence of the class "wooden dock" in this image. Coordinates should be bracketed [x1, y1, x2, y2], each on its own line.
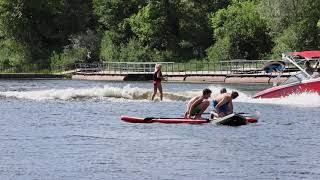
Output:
[70, 61, 296, 84]
[72, 69, 290, 84]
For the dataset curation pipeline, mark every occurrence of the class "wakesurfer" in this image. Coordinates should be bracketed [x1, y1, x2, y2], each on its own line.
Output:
[151, 64, 164, 101]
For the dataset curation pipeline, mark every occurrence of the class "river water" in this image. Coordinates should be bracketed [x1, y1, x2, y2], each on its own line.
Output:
[0, 80, 320, 180]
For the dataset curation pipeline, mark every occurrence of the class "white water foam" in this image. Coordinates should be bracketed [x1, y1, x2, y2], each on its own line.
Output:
[237, 92, 320, 107]
[0, 85, 148, 101]
[0, 84, 196, 102]
[0, 84, 319, 107]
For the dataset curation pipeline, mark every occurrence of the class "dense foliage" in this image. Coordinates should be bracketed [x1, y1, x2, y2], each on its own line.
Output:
[0, 0, 319, 71]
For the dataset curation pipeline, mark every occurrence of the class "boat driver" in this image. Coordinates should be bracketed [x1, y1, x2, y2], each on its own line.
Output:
[212, 91, 239, 118]
[185, 88, 212, 119]
[304, 61, 315, 75]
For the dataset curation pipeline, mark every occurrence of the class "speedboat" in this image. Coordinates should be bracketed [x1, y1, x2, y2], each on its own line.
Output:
[253, 51, 320, 98]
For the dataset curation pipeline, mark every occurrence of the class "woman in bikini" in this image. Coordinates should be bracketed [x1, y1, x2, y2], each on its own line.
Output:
[151, 64, 164, 101]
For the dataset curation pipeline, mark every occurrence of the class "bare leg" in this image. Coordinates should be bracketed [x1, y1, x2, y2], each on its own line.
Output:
[195, 100, 209, 119]
[158, 83, 163, 101]
[151, 85, 157, 100]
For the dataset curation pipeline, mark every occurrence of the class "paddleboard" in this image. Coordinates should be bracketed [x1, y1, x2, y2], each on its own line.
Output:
[121, 113, 258, 125]
[121, 116, 209, 124]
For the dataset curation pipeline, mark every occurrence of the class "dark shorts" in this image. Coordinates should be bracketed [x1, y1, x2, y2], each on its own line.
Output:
[212, 100, 228, 113]
[190, 106, 201, 116]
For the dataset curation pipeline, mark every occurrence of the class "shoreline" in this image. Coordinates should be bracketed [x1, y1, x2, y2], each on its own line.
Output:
[0, 73, 66, 79]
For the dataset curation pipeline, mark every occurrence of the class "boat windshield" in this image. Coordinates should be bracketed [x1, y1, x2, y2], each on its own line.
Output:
[280, 72, 308, 85]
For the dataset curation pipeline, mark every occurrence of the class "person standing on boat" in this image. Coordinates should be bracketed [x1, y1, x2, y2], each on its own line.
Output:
[151, 64, 164, 101]
[185, 88, 212, 119]
[212, 91, 239, 118]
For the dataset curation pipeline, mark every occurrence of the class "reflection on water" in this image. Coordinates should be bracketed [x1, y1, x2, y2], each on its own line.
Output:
[0, 80, 320, 180]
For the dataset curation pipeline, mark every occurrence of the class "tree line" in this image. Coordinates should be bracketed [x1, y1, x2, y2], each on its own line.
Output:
[0, 0, 319, 71]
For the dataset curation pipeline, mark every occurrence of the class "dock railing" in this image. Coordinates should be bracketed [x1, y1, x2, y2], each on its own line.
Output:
[74, 62, 174, 74]
[74, 60, 298, 76]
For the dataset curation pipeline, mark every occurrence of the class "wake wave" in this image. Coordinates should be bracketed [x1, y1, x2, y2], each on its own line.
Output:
[0, 85, 195, 101]
[237, 92, 320, 107]
[0, 84, 319, 107]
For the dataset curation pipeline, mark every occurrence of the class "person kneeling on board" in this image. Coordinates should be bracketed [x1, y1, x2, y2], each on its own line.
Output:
[212, 91, 239, 118]
[185, 88, 212, 119]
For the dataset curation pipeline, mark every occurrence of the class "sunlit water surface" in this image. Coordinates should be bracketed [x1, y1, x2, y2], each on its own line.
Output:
[0, 80, 320, 180]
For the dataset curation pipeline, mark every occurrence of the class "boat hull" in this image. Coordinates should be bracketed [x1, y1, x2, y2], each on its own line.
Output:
[253, 78, 320, 98]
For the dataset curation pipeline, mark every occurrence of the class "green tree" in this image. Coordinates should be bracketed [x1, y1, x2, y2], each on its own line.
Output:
[207, 1, 272, 61]
[272, 20, 320, 56]
[93, 0, 145, 30]
[119, 38, 151, 62]
[93, 0, 145, 43]
[50, 48, 87, 71]
[0, 0, 93, 68]
[0, 39, 31, 71]
[176, 0, 212, 59]
[93, 0, 147, 61]
[99, 31, 121, 61]
[129, 0, 178, 51]
[258, 0, 320, 55]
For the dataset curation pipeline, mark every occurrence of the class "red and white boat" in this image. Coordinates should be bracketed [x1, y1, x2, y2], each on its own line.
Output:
[253, 51, 320, 98]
